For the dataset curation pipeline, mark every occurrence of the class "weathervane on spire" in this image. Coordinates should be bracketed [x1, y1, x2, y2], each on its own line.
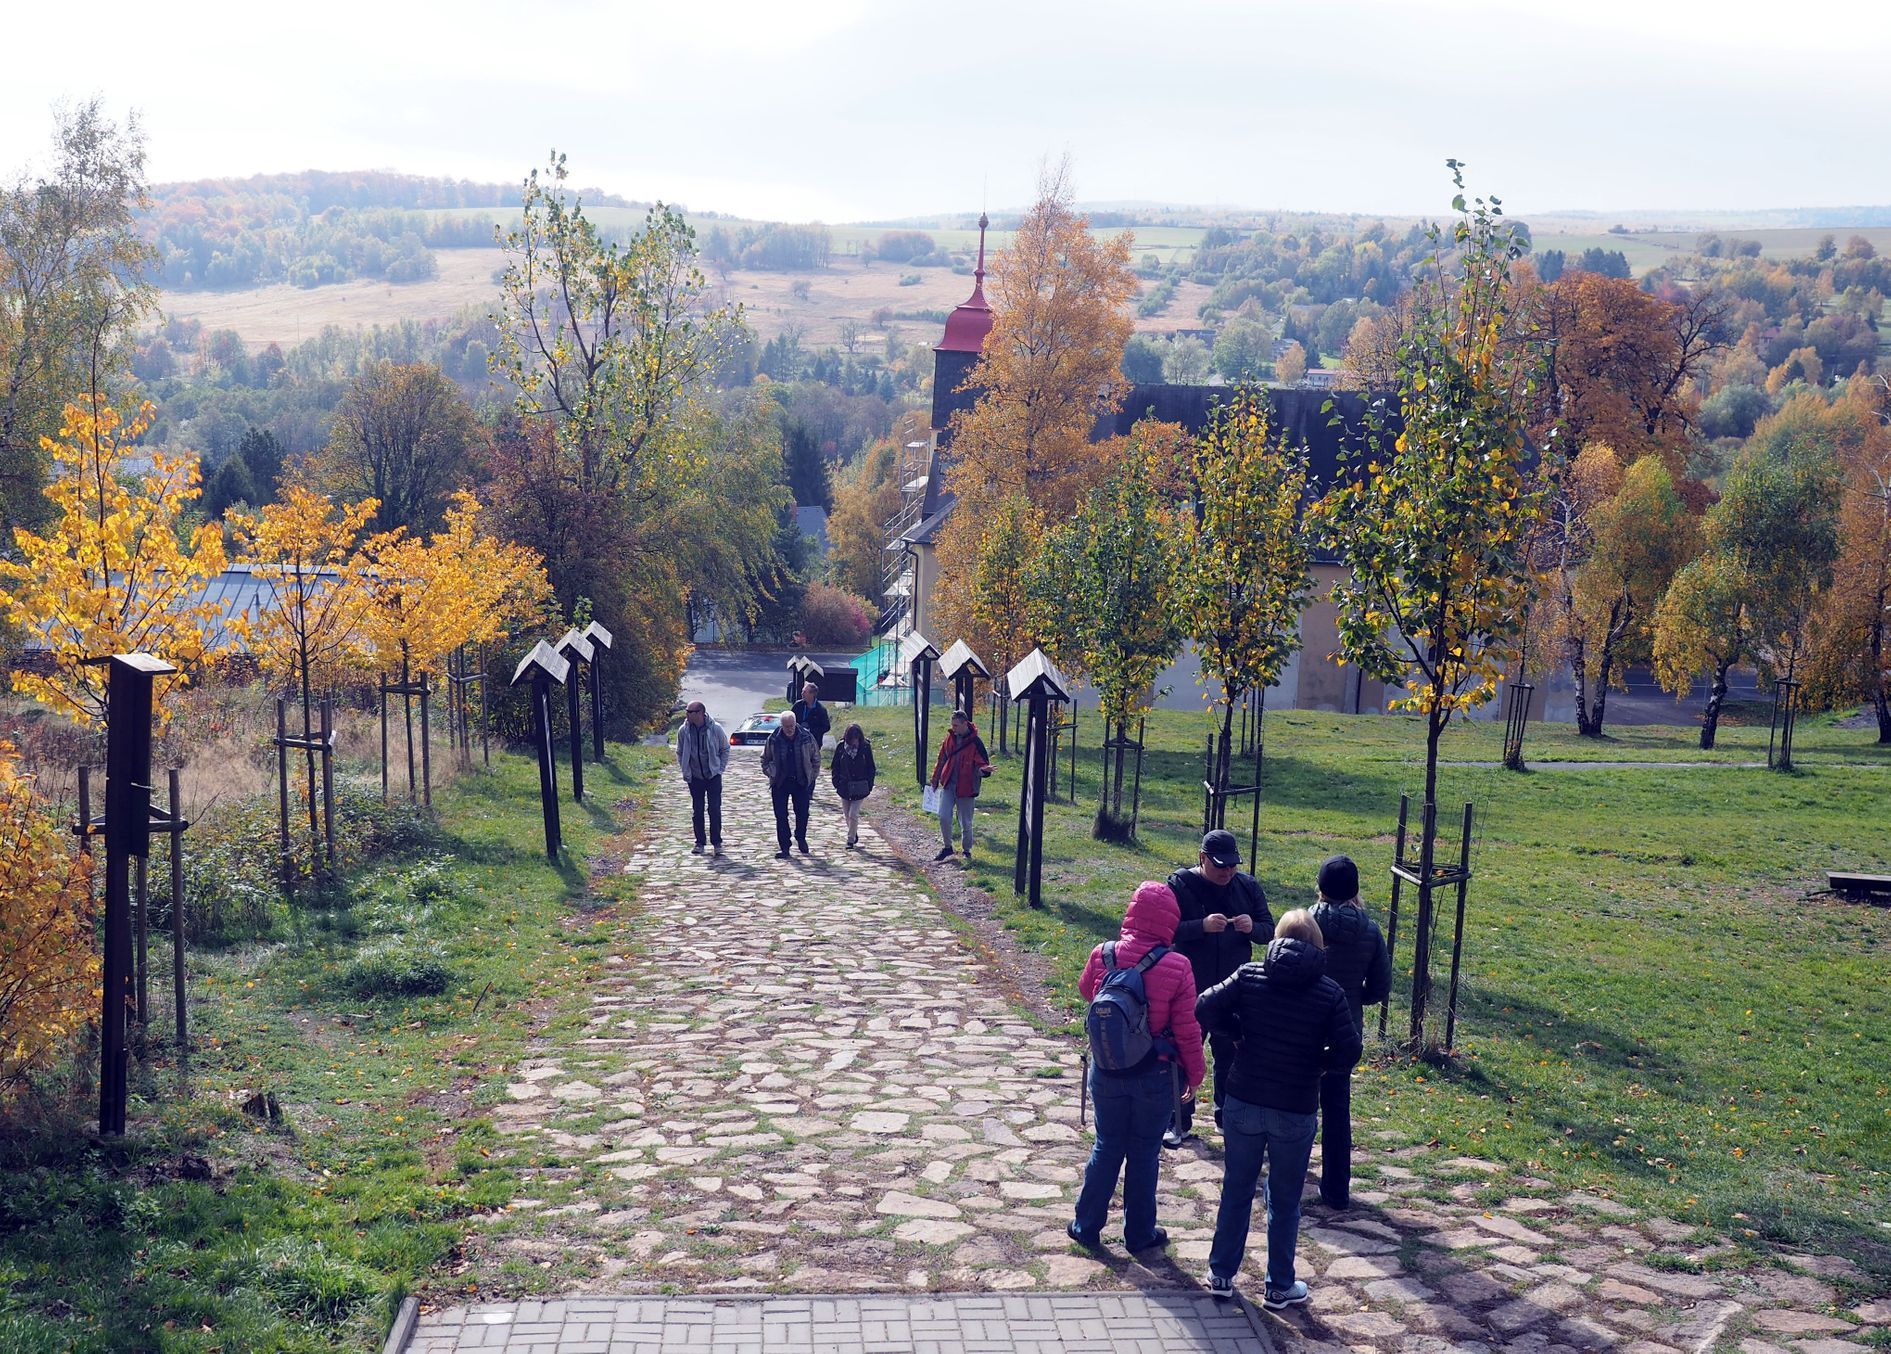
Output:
[974, 211, 989, 289]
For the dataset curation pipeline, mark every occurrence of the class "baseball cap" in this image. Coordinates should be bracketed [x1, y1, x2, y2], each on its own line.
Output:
[1318, 854, 1360, 901]
[1201, 830, 1241, 867]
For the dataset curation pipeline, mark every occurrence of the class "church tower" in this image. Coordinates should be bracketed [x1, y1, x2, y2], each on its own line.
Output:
[930, 213, 993, 446]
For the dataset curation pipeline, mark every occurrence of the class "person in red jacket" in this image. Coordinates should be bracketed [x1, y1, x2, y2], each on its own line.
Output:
[928, 709, 991, 862]
[1068, 880, 1206, 1254]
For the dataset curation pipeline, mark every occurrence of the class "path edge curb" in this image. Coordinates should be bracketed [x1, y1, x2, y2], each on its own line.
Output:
[383, 1294, 419, 1354]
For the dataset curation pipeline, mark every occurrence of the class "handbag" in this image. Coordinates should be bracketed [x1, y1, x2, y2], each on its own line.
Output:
[921, 784, 942, 814]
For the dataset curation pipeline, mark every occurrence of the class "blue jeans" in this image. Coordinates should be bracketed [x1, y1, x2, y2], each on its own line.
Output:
[1209, 1095, 1317, 1289]
[1072, 1063, 1173, 1248]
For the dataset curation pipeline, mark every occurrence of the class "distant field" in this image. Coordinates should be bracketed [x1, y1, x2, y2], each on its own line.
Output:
[161, 242, 1198, 350]
[1532, 225, 1891, 276]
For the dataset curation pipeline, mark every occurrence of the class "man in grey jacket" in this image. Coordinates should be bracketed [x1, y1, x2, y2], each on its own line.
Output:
[760, 710, 819, 859]
[675, 701, 729, 855]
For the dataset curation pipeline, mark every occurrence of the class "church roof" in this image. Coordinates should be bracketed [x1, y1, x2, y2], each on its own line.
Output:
[935, 213, 995, 355]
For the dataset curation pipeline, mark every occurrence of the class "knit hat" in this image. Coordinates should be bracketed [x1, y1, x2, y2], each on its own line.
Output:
[1317, 854, 1360, 902]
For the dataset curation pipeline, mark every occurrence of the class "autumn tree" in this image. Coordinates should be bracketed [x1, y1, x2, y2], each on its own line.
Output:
[968, 492, 1047, 741]
[1516, 271, 1728, 505]
[0, 741, 97, 1100]
[1043, 429, 1183, 840]
[0, 399, 227, 726]
[1804, 393, 1891, 740]
[1536, 447, 1698, 736]
[0, 102, 157, 538]
[1273, 341, 1308, 386]
[309, 361, 481, 534]
[491, 153, 771, 727]
[231, 487, 378, 856]
[1171, 388, 1310, 796]
[1311, 167, 1539, 1047]
[1653, 421, 1839, 748]
[826, 436, 903, 607]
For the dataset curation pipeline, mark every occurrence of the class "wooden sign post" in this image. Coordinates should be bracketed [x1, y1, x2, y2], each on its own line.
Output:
[901, 632, 941, 788]
[1006, 648, 1071, 911]
[583, 621, 614, 760]
[555, 629, 594, 802]
[511, 642, 570, 860]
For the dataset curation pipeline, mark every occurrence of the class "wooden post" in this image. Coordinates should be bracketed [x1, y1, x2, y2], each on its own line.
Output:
[277, 697, 292, 894]
[1408, 796, 1439, 1047]
[419, 671, 432, 810]
[511, 643, 568, 859]
[379, 678, 389, 803]
[169, 768, 187, 1059]
[320, 699, 336, 865]
[566, 657, 584, 802]
[1444, 802, 1475, 1053]
[479, 656, 490, 768]
[403, 654, 417, 800]
[1379, 793, 1410, 1042]
[134, 855, 149, 1035]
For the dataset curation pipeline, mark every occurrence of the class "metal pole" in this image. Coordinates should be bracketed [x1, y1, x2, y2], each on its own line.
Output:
[1409, 797, 1439, 1047]
[1444, 802, 1475, 1053]
[403, 655, 417, 801]
[169, 768, 186, 1059]
[134, 855, 149, 1035]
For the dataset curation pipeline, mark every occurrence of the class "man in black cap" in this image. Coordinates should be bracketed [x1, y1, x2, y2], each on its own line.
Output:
[1165, 829, 1275, 1146]
[1308, 854, 1390, 1208]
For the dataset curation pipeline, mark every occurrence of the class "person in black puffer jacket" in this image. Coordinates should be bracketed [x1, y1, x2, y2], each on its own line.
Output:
[1308, 854, 1391, 1210]
[1196, 910, 1361, 1309]
[1166, 829, 1274, 1144]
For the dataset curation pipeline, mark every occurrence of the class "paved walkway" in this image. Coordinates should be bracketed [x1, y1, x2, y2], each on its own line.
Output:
[405, 758, 1889, 1353]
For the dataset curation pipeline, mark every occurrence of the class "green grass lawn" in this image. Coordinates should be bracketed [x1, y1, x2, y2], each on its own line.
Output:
[0, 745, 665, 1353]
[855, 699, 1891, 1277]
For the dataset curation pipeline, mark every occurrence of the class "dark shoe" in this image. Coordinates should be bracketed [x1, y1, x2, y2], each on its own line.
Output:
[1126, 1227, 1169, 1253]
[711, 844, 722, 856]
[774, 850, 791, 860]
[1162, 1128, 1187, 1150]
[932, 847, 955, 862]
[1208, 1273, 1236, 1301]
[691, 843, 705, 855]
[1320, 1193, 1350, 1211]
[961, 846, 972, 860]
[1065, 1220, 1103, 1251]
[1262, 1280, 1310, 1310]
[797, 840, 809, 855]
[846, 835, 858, 848]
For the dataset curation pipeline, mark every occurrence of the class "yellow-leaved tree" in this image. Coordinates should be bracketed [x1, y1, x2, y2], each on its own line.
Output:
[231, 485, 379, 858]
[0, 740, 98, 1099]
[0, 398, 227, 725]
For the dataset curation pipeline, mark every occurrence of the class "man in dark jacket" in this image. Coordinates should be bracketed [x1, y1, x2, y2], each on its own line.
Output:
[759, 711, 819, 859]
[1308, 854, 1391, 1209]
[1196, 909, 1361, 1310]
[1166, 829, 1275, 1145]
[791, 681, 831, 749]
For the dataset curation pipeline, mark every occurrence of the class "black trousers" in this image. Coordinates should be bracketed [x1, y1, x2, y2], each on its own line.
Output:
[771, 781, 811, 852]
[688, 774, 723, 846]
[1176, 1028, 1237, 1134]
[1320, 1068, 1353, 1206]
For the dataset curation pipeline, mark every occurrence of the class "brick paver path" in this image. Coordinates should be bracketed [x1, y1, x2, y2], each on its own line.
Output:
[406, 757, 1890, 1352]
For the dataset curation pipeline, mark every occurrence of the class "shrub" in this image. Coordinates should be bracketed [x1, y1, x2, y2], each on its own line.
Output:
[799, 582, 874, 647]
[336, 943, 452, 998]
[0, 742, 97, 1101]
[240, 1237, 380, 1321]
[897, 274, 921, 287]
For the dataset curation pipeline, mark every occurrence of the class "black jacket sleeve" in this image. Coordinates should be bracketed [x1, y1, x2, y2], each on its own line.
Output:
[1168, 871, 1207, 945]
[1323, 985, 1365, 1075]
[1361, 925, 1392, 1008]
[1195, 970, 1241, 1038]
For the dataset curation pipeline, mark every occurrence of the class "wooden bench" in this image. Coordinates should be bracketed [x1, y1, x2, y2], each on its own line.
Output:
[1827, 870, 1891, 905]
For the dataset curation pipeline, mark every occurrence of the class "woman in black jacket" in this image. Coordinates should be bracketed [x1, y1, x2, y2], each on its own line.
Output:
[829, 723, 877, 849]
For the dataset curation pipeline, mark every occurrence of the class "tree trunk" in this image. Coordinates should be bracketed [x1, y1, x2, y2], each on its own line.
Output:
[1570, 636, 1598, 738]
[1699, 661, 1730, 750]
[1408, 707, 1444, 1049]
[1872, 595, 1891, 744]
[1588, 628, 1620, 740]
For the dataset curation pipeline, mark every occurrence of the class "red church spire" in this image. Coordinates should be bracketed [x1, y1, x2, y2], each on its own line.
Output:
[935, 211, 995, 354]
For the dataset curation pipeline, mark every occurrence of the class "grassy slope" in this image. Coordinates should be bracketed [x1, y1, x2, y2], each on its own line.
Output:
[854, 701, 1891, 1276]
[0, 746, 663, 1353]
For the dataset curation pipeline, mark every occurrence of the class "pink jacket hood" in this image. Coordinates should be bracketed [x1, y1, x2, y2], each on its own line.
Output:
[1121, 880, 1180, 946]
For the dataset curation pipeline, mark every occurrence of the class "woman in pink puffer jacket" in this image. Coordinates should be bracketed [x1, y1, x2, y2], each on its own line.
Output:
[1068, 880, 1206, 1254]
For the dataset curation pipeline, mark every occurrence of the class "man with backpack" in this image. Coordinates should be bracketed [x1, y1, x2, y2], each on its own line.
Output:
[1166, 829, 1275, 1145]
[1068, 880, 1205, 1256]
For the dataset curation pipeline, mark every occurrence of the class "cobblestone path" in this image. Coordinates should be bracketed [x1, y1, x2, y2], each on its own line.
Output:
[409, 757, 1889, 1353]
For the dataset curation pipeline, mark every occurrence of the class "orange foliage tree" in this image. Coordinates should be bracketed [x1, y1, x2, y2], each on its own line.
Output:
[1801, 390, 1891, 740]
[933, 163, 1137, 647]
[0, 398, 226, 726]
[0, 741, 98, 1099]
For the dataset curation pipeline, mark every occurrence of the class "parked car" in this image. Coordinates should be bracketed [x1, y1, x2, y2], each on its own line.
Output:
[729, 712, 781, 746]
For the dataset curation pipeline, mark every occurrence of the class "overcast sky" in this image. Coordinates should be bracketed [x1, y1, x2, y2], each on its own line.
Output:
[4, 0, 1886, 223]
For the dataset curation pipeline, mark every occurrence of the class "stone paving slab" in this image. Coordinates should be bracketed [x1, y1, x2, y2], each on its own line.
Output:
[406, 756, 1891, 1353]
[405, 1292, 1272, 1353]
